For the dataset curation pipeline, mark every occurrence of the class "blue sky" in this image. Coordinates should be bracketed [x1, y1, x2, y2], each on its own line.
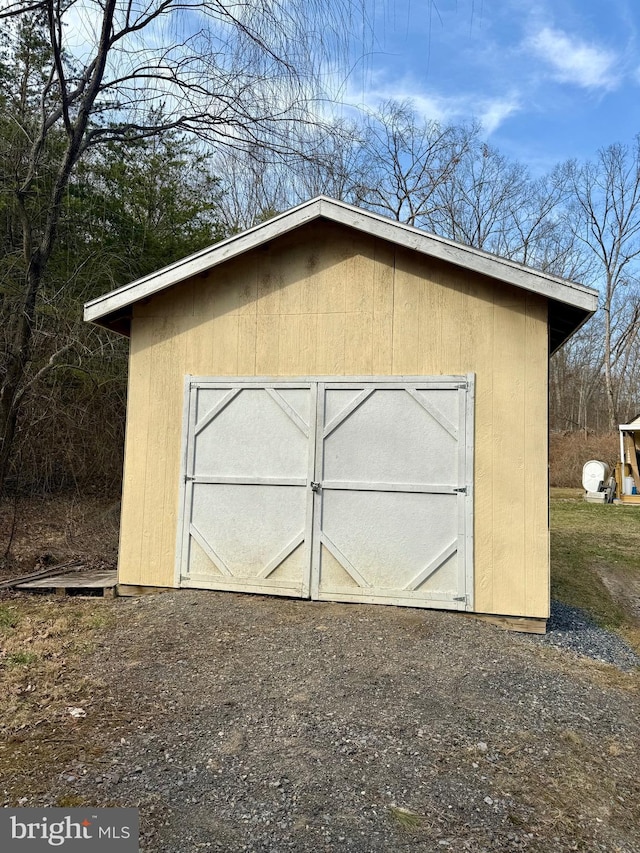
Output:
[347, 0, 640, 173]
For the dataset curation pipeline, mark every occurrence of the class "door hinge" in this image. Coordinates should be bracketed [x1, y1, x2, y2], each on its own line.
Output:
[310, 481, 321, 492]
[453, 486, 467, 494]
[184, 475, 194, 483]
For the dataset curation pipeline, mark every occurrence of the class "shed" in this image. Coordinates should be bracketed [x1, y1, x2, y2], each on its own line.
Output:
[84, 196, 598, 629]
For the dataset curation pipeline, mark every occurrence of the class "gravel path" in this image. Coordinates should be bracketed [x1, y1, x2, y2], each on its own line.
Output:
[528, 600, 640, 671]
[43, 592, 639, 853]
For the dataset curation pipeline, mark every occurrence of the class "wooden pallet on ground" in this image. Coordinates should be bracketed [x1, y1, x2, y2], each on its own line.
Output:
[16, 569, 118, 598]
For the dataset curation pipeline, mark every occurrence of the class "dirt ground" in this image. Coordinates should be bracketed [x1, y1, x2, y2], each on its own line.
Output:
[1, 497, 639, 852]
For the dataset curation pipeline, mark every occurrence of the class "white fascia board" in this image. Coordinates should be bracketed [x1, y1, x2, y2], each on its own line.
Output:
[84, 195, 598, 324]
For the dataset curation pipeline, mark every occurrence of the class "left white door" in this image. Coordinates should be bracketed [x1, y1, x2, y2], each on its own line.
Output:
[178, 382, 315, 597]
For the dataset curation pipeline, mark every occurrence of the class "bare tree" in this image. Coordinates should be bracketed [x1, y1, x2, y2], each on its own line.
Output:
[550, 320, 606, 432]
[567, 138, 640, 428]
[0, 0, 369, 494]
[212, 119, 366, 233]
[352, 100, 471, 227]
[430, 137, 528, 251]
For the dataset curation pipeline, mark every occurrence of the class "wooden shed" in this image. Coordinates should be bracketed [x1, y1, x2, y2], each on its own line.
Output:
[84, 196, 597, 630]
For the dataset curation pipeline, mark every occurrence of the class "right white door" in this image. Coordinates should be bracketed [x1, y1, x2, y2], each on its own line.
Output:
[312, 379, 474, 610]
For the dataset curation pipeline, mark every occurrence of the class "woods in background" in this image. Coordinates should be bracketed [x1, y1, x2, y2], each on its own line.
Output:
[1, 7, 639, 495]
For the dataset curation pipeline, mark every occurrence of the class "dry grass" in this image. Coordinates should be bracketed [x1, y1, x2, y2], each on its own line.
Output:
[0, 594, 114, 801]
[0, 596, 111, 734]
[388, 805, 430, 830]
[550, 488, 640, 654]
[487, 728, 640, 849]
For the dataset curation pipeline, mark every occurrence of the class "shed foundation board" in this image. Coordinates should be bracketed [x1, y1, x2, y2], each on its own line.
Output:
[463, 613, 547, 634]
[117, 584, 174, 596]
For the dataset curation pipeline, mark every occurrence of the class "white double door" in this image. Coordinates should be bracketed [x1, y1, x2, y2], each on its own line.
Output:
[178, 377, 474, 611]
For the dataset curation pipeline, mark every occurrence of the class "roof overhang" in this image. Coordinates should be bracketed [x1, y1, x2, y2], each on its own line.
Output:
[84, 195, 598, 354]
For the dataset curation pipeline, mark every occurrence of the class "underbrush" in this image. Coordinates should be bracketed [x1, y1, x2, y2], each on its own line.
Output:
[550, 431, 619, 488]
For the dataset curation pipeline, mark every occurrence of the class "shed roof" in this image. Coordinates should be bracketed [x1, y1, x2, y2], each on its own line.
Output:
[84, 195, 598, 353]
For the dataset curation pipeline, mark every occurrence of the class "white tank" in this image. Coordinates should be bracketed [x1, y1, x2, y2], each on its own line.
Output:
[582, 460, 610, 493]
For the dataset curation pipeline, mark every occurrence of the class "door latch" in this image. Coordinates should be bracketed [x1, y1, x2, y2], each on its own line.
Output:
[310, 481, 321, 492]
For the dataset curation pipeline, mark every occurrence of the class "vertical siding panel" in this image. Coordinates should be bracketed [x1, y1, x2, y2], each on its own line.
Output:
[316, 313, 345, 373]
[237, 314, 258, 375]
[186, 315, 215, 376]
[139, 318, 184, 586]
[188, 280, 215, 374]
[256, 259, 280, 316]
[344, 312, 374, 374]
[439, 274, 464, 370]
[138, 322, 165, 587]
[255, 315, 280, 374]
[392, 251, 420, 374]
[316, 242, 346, 315]
[158, 316, 189, 585]
[524, 294, 550, 617]
[118, 317, 153, 585]
[299, 314, 318, 375]
[278, 247, 304, 316]
[344, 248, 374, 372]
[234, 255, 258, 316]
[345, 241, 374, 314]
[491, 287, 527, 615]
[211, 315, 239, 375]
[372, 242, 394, 374]
[416, 269, 439, 376]
[299, 250, 320, 316]
[134, 280, 195, 320]
[278, 314, 300, 374]
[459, 277, 495, 613]
[210, 269, 239, 317]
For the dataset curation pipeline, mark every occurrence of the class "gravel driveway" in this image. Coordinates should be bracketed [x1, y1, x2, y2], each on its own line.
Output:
[45, 591, 640, 852]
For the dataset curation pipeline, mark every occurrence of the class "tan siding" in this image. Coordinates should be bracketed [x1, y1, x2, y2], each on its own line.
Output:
[237, 315, 258, 375]
[315, 313, 345, 374]
[118, 221, 550, 617]
[255, 315, 279, 374]
[459, 276, 496, 614]
[118, 319, 153, 584]
[489, 292, 528, 615]
[391, 250, 420, 374]
[372, 242, 394, 374]
[524, 293, 550, 617]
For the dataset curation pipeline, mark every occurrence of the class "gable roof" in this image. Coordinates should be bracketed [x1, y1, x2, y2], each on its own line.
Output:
[84, 195, 598, 353]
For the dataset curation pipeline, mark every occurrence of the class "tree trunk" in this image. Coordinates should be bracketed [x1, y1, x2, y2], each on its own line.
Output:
[602, 298, 618, 430]
[0, 256, 43, 494]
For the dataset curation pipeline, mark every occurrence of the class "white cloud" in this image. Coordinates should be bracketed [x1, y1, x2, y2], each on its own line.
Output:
[477, 98, 521, 135]
[343, 73, 520, 136]
[526, 26, 620, 91]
